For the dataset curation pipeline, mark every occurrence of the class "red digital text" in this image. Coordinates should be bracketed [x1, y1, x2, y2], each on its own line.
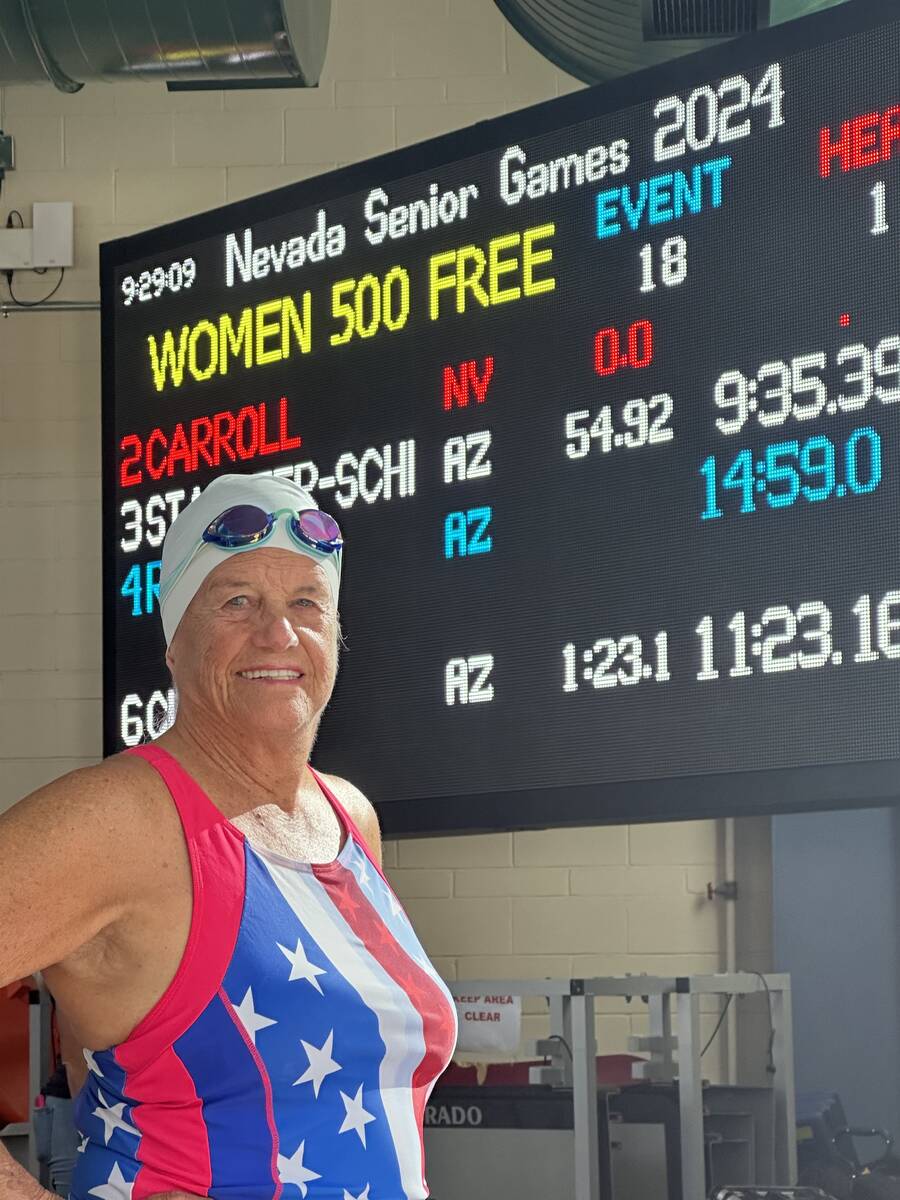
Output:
[442, 356, 495, 411]
[119, 396, 302, 488]
[819, 105, 900, 178]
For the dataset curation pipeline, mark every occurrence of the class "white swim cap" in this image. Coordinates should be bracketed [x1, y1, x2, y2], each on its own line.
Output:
[158, 472, 342, 649]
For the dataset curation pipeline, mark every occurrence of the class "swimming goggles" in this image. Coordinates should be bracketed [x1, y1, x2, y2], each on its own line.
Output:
[160, 505, 343, 603]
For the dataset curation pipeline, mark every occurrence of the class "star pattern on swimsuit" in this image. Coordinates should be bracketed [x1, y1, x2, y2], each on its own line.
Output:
[277, 1139, 321, 1197]
[356, 857, 373, 891]
[337, 886, 365, 920]
[87, 1160, 133, 1199]
[92, 1091, 140, 1146]
[277, 936, 328, 994]
[83, 1048, 104, 1077]
[293, 1028, 342, 1097]
[233, 984, 278, 1044]
[338, 1083, 376, 1147]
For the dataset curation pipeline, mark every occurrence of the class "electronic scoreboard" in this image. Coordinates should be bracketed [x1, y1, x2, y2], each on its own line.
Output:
[102, 0, 900, 835]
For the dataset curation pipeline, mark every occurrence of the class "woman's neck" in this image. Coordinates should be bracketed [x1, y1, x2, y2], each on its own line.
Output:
[152, 722, 318, 814]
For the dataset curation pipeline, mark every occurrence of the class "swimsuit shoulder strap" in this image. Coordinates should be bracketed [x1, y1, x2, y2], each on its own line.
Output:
[307, 763, 392, 886]
[123, 742, 230, 839]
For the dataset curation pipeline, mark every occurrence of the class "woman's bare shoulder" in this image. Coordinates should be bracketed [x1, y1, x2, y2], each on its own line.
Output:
[0, 751, 175, 990]
[1, 750, 181, 906]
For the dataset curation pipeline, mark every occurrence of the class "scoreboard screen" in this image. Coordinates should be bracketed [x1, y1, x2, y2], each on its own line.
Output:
[102, 0, 900, 837]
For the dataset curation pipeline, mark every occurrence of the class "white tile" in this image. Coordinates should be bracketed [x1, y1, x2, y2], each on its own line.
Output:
[174, 112, 284, 168]
[396, 101, 505, 148]
[4, 117, 64, 170]
[115, 167, 226, 226]
[514, 824, 627, 867]
[336, 79, 445, 108]
[224, 82, 336, 112]
[2, 82, 116, 117]
[394, 18, 503, 77]
[454, 867, 569, 897]
[398, 831, 512, 867]
[285, 106, 394, 164]
[0, 362, 100, 422]
[65, 114, 174, 170]
[630, 819, 720, 865]
[226, 164, 335, 203]
[512, 896, 627, 953]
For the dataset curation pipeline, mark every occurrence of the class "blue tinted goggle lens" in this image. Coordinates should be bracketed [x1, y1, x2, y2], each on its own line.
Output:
[203, 505, 342, 552]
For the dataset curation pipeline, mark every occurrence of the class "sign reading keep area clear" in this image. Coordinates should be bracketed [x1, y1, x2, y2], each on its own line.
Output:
[452, 994, 522, 1053]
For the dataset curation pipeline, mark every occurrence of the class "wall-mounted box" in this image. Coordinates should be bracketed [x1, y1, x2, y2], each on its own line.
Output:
[0, 202, 74, 270]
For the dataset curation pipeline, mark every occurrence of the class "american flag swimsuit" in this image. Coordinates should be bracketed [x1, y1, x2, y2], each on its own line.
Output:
[69, 742, 458, 1200]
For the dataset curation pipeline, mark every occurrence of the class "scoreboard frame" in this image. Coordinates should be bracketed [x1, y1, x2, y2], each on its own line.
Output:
[101, 0, 900, 837]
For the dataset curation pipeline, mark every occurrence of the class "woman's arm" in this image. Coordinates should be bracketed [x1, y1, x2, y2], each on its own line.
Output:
[0, 1140, 209, 1200]
[0, 1141, 55, 1200]
[0, 767, 153, 1195]
[0, 1143, 207, 1200]
[0, 762, 147, 991]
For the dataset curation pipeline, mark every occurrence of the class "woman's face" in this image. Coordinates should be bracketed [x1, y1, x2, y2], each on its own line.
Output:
[165, 547, 340, 735]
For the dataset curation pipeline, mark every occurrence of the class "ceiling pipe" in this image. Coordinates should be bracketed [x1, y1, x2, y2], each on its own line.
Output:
[0, 0, 331, 92]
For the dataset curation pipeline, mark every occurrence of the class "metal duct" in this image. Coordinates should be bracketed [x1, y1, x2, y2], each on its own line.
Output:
[493, 0, 851, 84]
[0, 0, 331, 93]
[643, 0, 770, 40]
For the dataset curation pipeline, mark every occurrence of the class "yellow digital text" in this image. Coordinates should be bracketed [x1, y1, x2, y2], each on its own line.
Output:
[147, 293, 312, 393]
[428, 222, 556, 321]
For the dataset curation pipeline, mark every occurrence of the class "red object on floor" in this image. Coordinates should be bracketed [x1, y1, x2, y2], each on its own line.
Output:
[0, 979, 32, 1124]
[436, 1053, 646, 1088]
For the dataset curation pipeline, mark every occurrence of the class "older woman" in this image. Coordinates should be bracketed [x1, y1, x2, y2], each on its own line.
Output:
[0, 473, 458, 1200]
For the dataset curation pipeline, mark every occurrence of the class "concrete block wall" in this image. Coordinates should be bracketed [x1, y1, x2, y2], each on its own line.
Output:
[387, 820, 736, 1077]
[0, 0, 770, 1078]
